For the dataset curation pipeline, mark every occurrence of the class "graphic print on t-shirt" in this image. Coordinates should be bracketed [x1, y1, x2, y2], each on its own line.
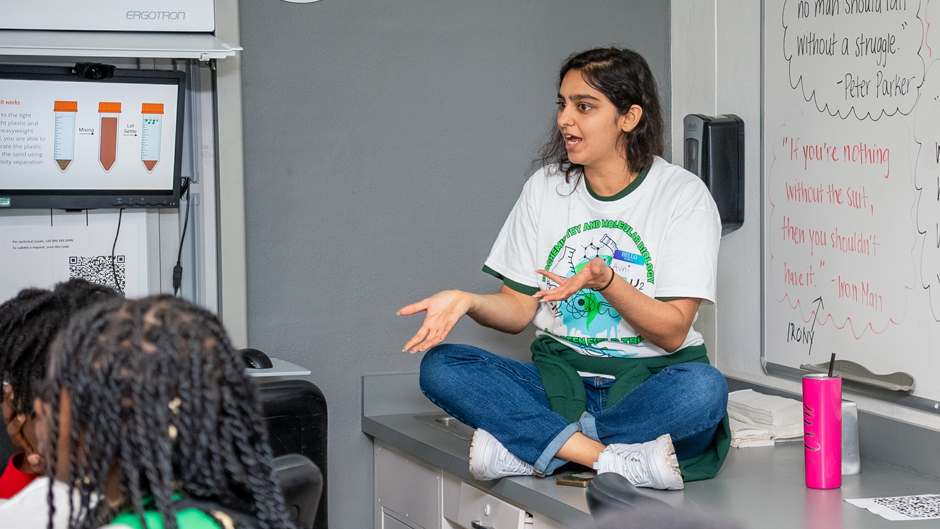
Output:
[542, 219, 655, 357]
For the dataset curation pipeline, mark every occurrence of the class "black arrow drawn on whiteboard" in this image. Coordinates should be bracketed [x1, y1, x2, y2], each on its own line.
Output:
[808, 296, 824, 356]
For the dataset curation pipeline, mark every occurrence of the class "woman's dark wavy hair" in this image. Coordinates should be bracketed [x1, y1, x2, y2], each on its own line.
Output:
[41, 295, 295, 529]
[539, 47, 664, 183]
[0, 278, 120, 416]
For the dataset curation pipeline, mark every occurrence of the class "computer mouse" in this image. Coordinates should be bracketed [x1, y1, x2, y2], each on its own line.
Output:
[241, 348, 274, 369]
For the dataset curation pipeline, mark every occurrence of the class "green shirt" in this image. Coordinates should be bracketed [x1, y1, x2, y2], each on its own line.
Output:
[109, 497, 223, 529]
[530, 335, 730, 482]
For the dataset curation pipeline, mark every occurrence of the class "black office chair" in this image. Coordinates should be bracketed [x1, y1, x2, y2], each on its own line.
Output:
[274, 454, 323, 529]
[258, 379, 328, 529]
[587, 473, 742, 529]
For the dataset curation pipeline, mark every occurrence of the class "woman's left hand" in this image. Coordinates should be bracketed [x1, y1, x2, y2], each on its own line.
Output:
[534, 257, 614, 302]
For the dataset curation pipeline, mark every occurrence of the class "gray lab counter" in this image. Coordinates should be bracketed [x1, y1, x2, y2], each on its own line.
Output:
[362, 373, 940, 528]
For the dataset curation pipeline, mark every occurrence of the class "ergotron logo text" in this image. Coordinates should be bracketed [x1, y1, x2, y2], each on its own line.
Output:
[126, 11, 187, 21]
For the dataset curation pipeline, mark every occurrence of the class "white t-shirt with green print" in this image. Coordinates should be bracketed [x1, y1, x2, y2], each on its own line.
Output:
[483, 156, 720, 359]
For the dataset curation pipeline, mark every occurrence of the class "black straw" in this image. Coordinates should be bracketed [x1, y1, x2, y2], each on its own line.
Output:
[828, 353, 836, 377]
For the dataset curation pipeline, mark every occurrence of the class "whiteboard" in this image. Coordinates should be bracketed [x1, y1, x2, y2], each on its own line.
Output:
[762, 0, 940, 407]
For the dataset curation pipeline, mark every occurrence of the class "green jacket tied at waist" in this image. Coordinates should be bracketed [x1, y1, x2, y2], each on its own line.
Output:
[530, 335, 730, 482]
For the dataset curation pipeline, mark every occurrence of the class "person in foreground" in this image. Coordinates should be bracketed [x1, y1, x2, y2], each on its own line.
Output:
[400, 47, 730, 490]
[0, 279, 121, 499]
[1, 295, 295, 529]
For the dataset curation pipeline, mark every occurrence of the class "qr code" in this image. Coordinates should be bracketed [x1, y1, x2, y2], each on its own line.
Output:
[68, 255, 126, 294]
[872, 495, 940, 519]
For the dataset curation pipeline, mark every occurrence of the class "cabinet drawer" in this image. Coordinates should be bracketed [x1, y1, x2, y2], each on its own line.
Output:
[375, 443, 441, 529]
[455, 482, 530, 529]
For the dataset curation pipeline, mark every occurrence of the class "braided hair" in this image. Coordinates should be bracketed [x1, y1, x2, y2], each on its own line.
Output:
[0, 278, 120, 416]
[41, 295, 295, 529]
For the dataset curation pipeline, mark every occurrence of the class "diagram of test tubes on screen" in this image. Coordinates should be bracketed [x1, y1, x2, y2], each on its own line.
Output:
[98, 102, 121, 172]
[140, 103, 163, 172]
[54, 101, 166, 174]
[53, 101, 78, 171]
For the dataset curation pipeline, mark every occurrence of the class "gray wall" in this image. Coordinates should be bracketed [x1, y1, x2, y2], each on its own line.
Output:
[238, 1, 671, 526]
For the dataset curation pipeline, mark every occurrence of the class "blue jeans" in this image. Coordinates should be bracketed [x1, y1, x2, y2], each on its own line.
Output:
[419, 344, 728, 475]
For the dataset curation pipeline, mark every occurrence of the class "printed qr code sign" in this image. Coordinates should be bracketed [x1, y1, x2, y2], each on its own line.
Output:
[872, 495, 940, 519]
[68, 255, 126, 295]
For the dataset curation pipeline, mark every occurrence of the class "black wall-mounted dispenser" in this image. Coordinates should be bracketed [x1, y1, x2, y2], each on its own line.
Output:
[683, 114, 744, 235]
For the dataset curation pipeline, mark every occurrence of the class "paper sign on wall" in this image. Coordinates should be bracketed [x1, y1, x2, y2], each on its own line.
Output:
[0, 224, 143, 299]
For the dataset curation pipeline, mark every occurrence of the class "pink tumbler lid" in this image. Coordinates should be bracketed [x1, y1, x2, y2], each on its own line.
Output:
[802, 373, 841, 380]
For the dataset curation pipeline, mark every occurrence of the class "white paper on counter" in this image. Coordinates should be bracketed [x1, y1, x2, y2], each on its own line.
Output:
[845, 495, 940, 521]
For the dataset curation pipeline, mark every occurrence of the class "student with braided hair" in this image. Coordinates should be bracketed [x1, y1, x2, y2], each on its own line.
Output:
[0, 279, 121, 499]
[12, 295, 295, 529]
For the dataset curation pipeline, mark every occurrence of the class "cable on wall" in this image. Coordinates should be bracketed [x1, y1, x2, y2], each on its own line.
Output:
[111, 208, 125, 296]
[173, 177, 192, 296]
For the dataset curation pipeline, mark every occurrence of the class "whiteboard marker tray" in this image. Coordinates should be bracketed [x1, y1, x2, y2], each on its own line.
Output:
[800, 360, 914, 393]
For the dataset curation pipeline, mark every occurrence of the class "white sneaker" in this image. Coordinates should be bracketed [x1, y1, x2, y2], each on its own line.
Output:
[469, 429, 536, 481]
[593, 433, 684, 490]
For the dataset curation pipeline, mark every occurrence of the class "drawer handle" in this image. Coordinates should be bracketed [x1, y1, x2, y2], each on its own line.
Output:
[471, 521, 495, 529]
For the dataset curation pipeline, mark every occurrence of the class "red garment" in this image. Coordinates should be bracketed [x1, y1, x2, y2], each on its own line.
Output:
[0, 453, 38, 499]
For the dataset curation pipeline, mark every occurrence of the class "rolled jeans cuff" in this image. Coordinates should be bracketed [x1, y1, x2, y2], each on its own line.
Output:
[533, 422, 581, 475]
[580, 412, 599, 442]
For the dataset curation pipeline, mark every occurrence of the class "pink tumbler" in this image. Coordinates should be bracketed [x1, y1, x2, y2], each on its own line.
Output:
[803, 374, 842, 489]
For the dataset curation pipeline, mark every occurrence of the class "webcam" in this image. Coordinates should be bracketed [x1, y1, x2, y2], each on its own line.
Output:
[74, 63, 115, 80]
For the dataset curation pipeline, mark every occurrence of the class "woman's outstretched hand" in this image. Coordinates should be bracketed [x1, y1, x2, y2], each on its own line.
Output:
[533, 257, 614, 302]
[398, 290, 473, 353]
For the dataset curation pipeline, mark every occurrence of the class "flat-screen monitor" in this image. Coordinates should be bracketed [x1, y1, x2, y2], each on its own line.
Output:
[0, 64, 184, 210]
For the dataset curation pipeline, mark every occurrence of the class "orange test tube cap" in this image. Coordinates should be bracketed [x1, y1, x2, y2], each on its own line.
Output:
[98, 102, 122, 113]
[141, 103, 164, 114]
[54, 101, 78, 112]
